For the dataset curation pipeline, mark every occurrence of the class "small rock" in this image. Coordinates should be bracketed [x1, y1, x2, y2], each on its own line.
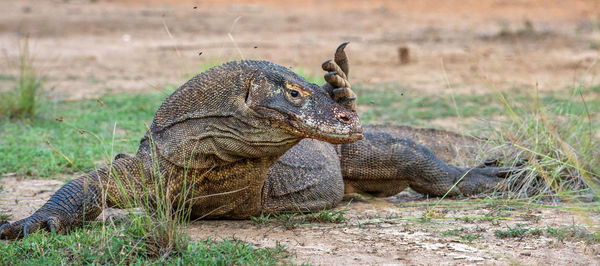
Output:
[398, 46, 410, 65]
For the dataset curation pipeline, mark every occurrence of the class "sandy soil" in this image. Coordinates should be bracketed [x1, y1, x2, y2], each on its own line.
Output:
[2, 176, 599, 265]
[1, 0, 600, 264]
[1, 0, 599, 100]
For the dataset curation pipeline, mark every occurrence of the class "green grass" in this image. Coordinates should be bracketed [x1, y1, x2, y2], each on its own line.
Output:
[290, 67, 324, 85]
[494, 224, 600, 243]
[0, 93, 164, 177]
[483, 85, 600, 199]
[355, 83, 504, 125]
[545, 224, 600, 243]
[0, 213, 11, 220]
[308, 207, 347, 223]
[441, 228, 484, 242]
[353, 83, 600, 127]
[0, 37, 44, 119]
[589, 84, 600, 93]
[251, 207, 348, 229]
[494, 224, 532, 239]
[0, 222, 293, 265]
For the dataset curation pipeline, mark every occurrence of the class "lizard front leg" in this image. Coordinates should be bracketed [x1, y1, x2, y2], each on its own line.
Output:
[0, 156, 142, 239]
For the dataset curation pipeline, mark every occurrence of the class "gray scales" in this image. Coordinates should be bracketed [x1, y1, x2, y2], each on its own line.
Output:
[0, 43, 511, 239]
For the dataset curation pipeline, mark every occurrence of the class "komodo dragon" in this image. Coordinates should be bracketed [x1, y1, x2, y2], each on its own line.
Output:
[0, 43, 510, 239]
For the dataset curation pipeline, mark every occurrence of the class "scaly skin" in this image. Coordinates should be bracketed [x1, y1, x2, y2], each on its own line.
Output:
[0, 44, 510, 239]
[262, 125, 511, 214]
[0, 57, 362, 239]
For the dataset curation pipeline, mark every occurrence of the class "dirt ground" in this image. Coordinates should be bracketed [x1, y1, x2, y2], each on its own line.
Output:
[1, 0, 600, 264]
[2, 176, 599, 265]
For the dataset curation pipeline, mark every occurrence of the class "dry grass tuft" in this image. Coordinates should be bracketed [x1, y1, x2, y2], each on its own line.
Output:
[484, 88, 599, 201]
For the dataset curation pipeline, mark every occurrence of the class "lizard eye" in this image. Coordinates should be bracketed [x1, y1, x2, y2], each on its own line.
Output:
[289, 90, 299, 98]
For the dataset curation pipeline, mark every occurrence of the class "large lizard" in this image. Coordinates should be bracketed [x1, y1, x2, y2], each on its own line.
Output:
[0, 44, 509, 239]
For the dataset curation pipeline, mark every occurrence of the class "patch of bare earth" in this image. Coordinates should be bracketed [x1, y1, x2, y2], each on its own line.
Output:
[1, 0, 598, 100]
[0, 175, 67, 222]
[2, 0, 600, 264]
[189, 194, 600, 265]
[2, 176, 599, 264]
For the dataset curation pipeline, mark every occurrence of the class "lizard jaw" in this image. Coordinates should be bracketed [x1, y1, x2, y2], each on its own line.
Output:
[286, 113, 363, 144]
[254, 106, 362, 144]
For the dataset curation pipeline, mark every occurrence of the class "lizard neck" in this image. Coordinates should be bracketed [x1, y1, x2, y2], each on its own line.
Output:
[144, 115, 301, 170]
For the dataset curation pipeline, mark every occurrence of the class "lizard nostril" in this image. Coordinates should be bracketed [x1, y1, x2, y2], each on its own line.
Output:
[338, 113, 350, 123]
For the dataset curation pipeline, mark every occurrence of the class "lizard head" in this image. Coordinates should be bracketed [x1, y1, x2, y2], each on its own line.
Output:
[245, 61, 362, 144]
[149, 60, 362, 169]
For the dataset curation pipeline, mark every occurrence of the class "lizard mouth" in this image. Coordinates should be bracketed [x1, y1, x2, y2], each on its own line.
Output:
[254, 106, 362, 144]
[287, 114, 363, 144]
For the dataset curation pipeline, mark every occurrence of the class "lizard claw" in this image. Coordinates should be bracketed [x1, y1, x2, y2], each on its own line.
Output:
[22, 221, 34, 238]
[340, 97, 357, 103]
[0, 214, 62, 240]
[334, 42, 350, 76]
[322, 61, 347, 80]
[456, 166, 517, 195]
[477, 157, 527, 168]
[0, 222, 8, 238]
[325, 72, 350, 89]
[477, 158, 500, 167]
[47, 218, 57, 233]
[321, 42, 357, 112]
[0, 219, 24, 239]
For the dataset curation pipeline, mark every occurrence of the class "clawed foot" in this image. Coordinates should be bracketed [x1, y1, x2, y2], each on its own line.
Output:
[322, 42, 357, 111]
[0, 214, 63, 240]
[456, 166, 516, 195]
[477, 157, 527, 168]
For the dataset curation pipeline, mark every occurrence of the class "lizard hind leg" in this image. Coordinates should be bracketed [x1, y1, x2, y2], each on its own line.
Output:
[339, 127, 512, 198]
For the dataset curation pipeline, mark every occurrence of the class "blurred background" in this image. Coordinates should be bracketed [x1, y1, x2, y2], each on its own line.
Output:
[2, 0, 598, 99]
